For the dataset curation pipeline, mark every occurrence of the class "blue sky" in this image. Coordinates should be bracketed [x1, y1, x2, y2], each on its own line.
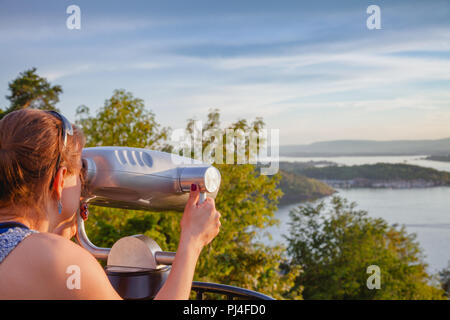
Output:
[0, 0, 449, 145]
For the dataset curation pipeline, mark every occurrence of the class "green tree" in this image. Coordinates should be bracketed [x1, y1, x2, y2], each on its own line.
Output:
[1, 68, 62, 119]
[185, 109, 302, 299]
[75, 89, 170, 150]
[75, 89, 176, 250]
[286, 196, 445, 299]
[438, 262, 450, 298]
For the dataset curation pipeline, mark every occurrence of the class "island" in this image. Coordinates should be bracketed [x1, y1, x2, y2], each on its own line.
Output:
[280, 162, 450, 189]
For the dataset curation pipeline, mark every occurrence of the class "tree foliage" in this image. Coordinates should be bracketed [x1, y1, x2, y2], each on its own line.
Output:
[181, 109, 302, 299]
[286, 196, 446, 299]
[75, 89, 178, 251]
[438, 262, 450, 298]
[75, 89, 170, 150]
[1, 68, 62, 119]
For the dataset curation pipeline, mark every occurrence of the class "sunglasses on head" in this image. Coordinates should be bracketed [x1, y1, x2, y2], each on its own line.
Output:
[46, 111, 74, 189]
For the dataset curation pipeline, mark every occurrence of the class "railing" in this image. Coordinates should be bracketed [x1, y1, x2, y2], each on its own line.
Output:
[191, 282, 275, 300]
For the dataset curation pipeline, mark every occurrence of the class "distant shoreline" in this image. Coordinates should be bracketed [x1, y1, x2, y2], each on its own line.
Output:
[279, 162, 450, 193]
[280, 153, 435, 158]
[279, 138, 450, 158]
[320, 179, 448, 189]
[425, 155, 450, 163]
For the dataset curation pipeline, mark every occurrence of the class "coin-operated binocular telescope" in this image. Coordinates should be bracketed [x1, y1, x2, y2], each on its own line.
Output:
[76, 147, 221, 299]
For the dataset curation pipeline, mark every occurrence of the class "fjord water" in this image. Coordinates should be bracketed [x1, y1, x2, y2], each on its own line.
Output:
[265, 156, 450, 273]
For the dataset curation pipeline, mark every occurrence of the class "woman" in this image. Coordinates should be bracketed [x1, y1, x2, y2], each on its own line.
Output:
[0, 108, 221, 299]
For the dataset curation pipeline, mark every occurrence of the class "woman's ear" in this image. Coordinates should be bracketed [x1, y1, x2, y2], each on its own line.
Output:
[53, 166, 67, 199]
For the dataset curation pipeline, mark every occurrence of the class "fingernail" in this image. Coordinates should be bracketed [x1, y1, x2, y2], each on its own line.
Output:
[191, 183, 197, 191]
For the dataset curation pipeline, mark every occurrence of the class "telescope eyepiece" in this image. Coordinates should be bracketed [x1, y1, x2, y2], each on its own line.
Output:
[204, 166, 221, 193]
[179, 166, 221, 194]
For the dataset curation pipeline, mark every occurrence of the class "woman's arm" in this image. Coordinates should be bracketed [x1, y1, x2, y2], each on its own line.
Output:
[153, 234, 202, 300]
[1, 184, 220, 299]
[155, 184, 221, 300]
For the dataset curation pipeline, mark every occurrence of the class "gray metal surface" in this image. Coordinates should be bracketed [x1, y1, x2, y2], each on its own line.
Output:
[75, 210, 110, 260]
[76, 146, 221, 264]
[81, 147, 220, 212]
[154, 251, 176, 265]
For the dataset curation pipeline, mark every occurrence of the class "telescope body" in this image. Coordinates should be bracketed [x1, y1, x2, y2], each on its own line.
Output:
[81, 147, 220, 211]
[77, 147, 222, 298]
[77, 146, 221, 260]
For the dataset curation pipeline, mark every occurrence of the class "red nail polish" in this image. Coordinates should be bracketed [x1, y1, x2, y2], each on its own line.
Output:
[191, 183, 197, 191]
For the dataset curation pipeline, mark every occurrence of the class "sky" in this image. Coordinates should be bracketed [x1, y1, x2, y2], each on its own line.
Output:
[0, 0, 449, 145]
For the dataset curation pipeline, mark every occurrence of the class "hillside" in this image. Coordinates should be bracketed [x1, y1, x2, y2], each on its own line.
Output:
[280, 138, 450, 157]
[278, 169, 335, 205]
[426, 155, 450, 163]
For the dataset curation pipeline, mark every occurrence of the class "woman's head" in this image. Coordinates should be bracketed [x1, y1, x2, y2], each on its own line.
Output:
[0, 108, 86, 232]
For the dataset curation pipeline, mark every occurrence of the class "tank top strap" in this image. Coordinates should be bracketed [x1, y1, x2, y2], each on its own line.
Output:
[0, 222, 30, 234]
[0, 222, 39, 264]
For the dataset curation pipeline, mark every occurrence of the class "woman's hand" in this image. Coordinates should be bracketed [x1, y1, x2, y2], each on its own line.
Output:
[179, 184, 221, 249]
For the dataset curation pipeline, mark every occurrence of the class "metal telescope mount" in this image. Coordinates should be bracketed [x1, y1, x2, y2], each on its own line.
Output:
[75, 147, 274, 300]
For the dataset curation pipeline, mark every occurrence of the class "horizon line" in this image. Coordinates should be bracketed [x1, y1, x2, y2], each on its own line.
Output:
[279, 136, 450, 147]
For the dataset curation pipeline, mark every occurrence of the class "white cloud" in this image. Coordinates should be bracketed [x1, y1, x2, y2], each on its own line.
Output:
[1, 5, 450, 144]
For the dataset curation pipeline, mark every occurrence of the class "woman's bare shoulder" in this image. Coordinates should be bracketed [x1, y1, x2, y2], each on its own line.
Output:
[0, 232, 121, 299]
[6, 232, 92, 267]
